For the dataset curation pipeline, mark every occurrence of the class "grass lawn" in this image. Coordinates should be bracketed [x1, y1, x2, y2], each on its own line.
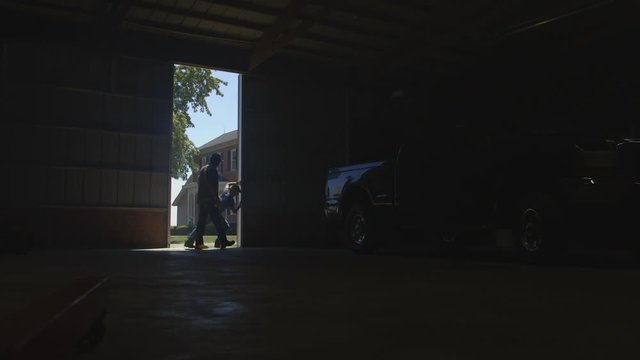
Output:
[169, 235, 238, 247]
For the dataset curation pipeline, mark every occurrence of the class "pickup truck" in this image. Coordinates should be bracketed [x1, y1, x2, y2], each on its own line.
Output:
[324, 127, 640, 259]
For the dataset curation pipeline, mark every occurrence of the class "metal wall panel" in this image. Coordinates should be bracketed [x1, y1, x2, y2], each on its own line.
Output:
[117, 171, 135, 206]
[47, 168, 66, 204]
[67, 129, 85, 166]
[84, 169, 101, 204]
[134, 172, 151, 207]
[100, 170, 119, 206]
[85, 130, 103, 166]
[0, 41, 173, 248]
[135, 136, 152, 169]
[65, 168, 84, 204]
[151, 136, 170, 172]
[119, 134, 137, 168]
[150, 173, 168, 208]
[101, 132, 120, 168]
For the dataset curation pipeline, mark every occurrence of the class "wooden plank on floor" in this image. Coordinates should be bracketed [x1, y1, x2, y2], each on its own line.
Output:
[0, 276, 109, 360]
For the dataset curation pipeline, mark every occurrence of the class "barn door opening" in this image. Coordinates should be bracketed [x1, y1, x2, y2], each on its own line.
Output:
[169, 66, 241, 250]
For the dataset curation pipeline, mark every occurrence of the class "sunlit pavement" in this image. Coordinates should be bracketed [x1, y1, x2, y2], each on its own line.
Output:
[2, 246, 639, 359]
[140, 243, 240, 251]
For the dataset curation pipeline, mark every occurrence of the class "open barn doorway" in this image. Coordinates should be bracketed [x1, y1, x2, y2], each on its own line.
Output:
[169, 66, 241, 250]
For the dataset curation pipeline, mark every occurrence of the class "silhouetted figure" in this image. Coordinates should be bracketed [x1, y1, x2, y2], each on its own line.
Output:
[184, 154, 235, 250]
[214, 183, 241, 248]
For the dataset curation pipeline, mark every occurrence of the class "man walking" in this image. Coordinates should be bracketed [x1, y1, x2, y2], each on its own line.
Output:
[185, 153, 236, 250]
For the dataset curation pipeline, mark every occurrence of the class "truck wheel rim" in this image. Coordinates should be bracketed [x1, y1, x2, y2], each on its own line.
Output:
[521, 208, 541, 252]
[350, 213, 367, 245]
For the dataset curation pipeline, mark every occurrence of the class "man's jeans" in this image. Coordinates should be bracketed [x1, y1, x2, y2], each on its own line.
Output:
[186, 202, 228, 246]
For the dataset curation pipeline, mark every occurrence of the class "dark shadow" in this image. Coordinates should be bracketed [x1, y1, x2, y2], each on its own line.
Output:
[374, 235, 640, 270]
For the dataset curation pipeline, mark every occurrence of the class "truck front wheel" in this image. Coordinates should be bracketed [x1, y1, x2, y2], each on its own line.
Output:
[345, 203, 378, 253]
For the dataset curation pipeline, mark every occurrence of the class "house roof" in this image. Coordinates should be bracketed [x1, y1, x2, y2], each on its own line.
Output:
[172, 174, 232, 206]
[199, 130, 238, 152]
[171, 181, 196, 206]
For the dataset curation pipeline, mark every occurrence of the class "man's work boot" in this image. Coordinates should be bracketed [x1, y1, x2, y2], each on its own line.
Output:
[184, 241, 195, 248]
[219, 240, 235, 249]
[194, 244, 209, 250]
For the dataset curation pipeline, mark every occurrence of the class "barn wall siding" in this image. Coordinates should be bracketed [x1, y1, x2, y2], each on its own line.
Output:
[0, 40, 172, 248]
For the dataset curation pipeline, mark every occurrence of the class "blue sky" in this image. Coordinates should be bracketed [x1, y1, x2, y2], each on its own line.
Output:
[170, 70, 239, 225]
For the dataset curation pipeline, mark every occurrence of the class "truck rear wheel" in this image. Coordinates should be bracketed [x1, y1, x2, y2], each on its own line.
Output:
[513, 194, 567, 262]
[345, 203, 378, 253]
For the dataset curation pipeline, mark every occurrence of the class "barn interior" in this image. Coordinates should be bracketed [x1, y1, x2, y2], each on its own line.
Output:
[1, 0, 639, 358]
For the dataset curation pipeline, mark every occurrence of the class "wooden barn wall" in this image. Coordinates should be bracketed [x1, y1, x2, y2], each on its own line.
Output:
[0, 41, 172, 248]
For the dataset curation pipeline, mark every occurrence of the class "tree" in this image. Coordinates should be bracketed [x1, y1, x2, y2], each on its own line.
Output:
[171, 65, 228, 180]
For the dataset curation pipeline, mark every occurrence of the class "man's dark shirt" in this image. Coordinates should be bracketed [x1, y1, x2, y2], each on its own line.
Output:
[197, 164, 219, 203]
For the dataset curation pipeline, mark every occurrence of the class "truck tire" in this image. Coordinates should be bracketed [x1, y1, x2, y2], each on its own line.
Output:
[345, 203, 378, 254]
[513, 194, 567, 262]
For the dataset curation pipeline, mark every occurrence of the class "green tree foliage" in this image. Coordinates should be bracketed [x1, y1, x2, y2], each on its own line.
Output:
[171, 65, 228, 180]
[171, 112, 199, 181]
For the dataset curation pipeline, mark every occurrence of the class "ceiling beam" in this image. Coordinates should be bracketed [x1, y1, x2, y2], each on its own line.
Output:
[102, 0, 136, 27]
[124, 19, 257, 46]
[0, 7, 251, 72]
[124, 18, 371, 67]
[284, 44, 362, 63]
[134, 2, 264, 35]
[503, 0, 614, 37]
[307, 0, 421, 31]
[200, 0, 400, 41]
[249, 0, 330, 70]
[133, 2, 385, 52]
[200, 0, 458, 59]
[0, 0, 382, 65]
[0, 0, 134, 30]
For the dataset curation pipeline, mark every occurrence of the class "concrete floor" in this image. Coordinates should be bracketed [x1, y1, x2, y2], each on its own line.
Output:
[2, 246, 640, 359]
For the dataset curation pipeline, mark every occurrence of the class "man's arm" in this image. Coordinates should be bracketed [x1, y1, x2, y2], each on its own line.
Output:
[211, 189, 221, 207]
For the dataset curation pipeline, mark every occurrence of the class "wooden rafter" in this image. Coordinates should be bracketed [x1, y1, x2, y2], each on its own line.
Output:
[110, 0, 135, 23]
[503, 0, 614, 37]
[125, 19, 257, 46]
[199, 0, 400, 40]
[249, 0, 330, 70]
[97, 0, 136, 28]
[133, 2, 384, 53]
[134, 2, 263, 33]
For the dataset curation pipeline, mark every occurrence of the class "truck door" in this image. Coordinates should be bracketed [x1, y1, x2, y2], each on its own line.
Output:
[396, 140, 442, 229]
[397, 129, 497, 232]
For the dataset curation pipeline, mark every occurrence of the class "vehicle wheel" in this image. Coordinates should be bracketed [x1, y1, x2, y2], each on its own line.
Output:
[513, 196, 566, 262]
[345, 203, 378, 254]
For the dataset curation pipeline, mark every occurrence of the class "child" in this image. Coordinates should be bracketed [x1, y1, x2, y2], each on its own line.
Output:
[214, 183, 241, 248]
